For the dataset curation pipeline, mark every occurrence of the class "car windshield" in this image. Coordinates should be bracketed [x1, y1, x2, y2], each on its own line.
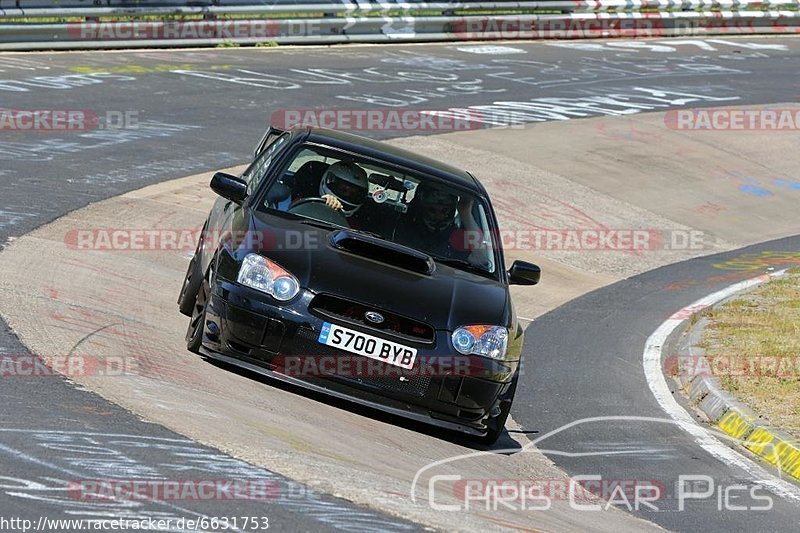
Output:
[259, 144, 498, 275]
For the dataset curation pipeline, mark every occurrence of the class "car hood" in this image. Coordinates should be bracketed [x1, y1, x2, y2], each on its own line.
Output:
[246, 212, 510, 330]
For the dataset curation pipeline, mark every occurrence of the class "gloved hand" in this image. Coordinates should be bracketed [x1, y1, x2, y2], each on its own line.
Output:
[321, 194, 343, 211]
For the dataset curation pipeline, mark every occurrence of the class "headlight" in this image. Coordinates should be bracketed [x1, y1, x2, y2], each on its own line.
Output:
[237, 254, 300, 302]
[451, 325, 508, 359]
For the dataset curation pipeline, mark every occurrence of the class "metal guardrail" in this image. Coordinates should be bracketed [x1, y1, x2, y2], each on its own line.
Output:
[3, 0, 800, 13]
[2, 0, 799, 16]
[0, 1, 798, 50]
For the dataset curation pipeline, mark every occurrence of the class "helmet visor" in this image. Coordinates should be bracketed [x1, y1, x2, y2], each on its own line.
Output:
[423, 202, 456, 229]
[328, 178, 365, 206]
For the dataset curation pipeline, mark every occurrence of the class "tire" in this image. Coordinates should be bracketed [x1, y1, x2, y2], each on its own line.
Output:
[185, 266, 211, 355]
[477, 374, 518, 446]
[178, 252, 203, 317]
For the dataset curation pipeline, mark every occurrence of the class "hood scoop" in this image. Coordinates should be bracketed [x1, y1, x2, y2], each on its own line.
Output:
[330, 230, 434, 275]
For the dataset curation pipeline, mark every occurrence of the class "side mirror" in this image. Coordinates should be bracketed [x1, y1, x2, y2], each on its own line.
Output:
[210, 172, 247, 204]
[508, 260, 541, 286]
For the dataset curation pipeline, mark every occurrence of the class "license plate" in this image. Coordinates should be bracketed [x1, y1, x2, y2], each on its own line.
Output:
[317, 322, 417, 370]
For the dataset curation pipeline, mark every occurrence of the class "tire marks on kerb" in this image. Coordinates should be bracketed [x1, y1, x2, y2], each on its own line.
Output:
[642, 269, 800, 503]
[0, 429, 416, 532]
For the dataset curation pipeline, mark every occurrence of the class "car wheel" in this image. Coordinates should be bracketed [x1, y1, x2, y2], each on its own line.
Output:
[185, 265, 212, 354]
[178, 252, 203, 317]
[477, 374, 518, 446]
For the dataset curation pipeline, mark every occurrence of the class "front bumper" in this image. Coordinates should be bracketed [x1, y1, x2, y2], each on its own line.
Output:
[201, 280, 518, 435]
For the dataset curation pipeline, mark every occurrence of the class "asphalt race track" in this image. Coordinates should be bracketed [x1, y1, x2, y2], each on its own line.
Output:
[520, 235, 800, 532]
[1, 38, 800, 531]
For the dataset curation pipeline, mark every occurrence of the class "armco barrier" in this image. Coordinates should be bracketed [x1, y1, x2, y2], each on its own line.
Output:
[0, 0, 798, 49]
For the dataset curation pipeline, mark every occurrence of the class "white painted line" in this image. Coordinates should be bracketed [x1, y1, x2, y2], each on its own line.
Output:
[643, 269, 800, 501]
[454, 45, 526, 55]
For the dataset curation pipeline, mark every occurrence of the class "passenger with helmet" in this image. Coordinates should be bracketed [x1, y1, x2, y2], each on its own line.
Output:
[396, 183, 480, 260]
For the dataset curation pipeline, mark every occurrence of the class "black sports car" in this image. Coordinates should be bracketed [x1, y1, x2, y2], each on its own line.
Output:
[178, 126, 540, 444]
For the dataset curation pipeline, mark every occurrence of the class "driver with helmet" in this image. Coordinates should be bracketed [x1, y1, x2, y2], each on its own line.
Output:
[318, 161, 369, 218]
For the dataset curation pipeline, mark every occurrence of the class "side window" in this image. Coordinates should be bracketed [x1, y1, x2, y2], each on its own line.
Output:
[263, 148, 340, 211]
[254, 128, 286, 157]
[242, 134, 289, 195]
[474, 203, 496, 273]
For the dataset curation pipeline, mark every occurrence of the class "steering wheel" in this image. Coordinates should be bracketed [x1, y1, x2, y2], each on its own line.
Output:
[287, 197, 350, 227]
[288, 197, 331, 211]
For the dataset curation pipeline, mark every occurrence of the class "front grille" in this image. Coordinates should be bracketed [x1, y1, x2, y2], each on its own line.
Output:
[351, 372, 431, 398]
[285, 327, 431, 397]
[309, 294, 435, 344]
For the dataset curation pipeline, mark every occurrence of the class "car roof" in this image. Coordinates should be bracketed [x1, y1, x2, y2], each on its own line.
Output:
[297, 127, 481, 191]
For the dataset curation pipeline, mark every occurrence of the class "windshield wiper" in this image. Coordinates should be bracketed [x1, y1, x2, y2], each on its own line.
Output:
[298, 218, 343, 231]
[349, 227, 385, 240]
[298, 219, 385, 240]
[432, 257, 493, 277]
